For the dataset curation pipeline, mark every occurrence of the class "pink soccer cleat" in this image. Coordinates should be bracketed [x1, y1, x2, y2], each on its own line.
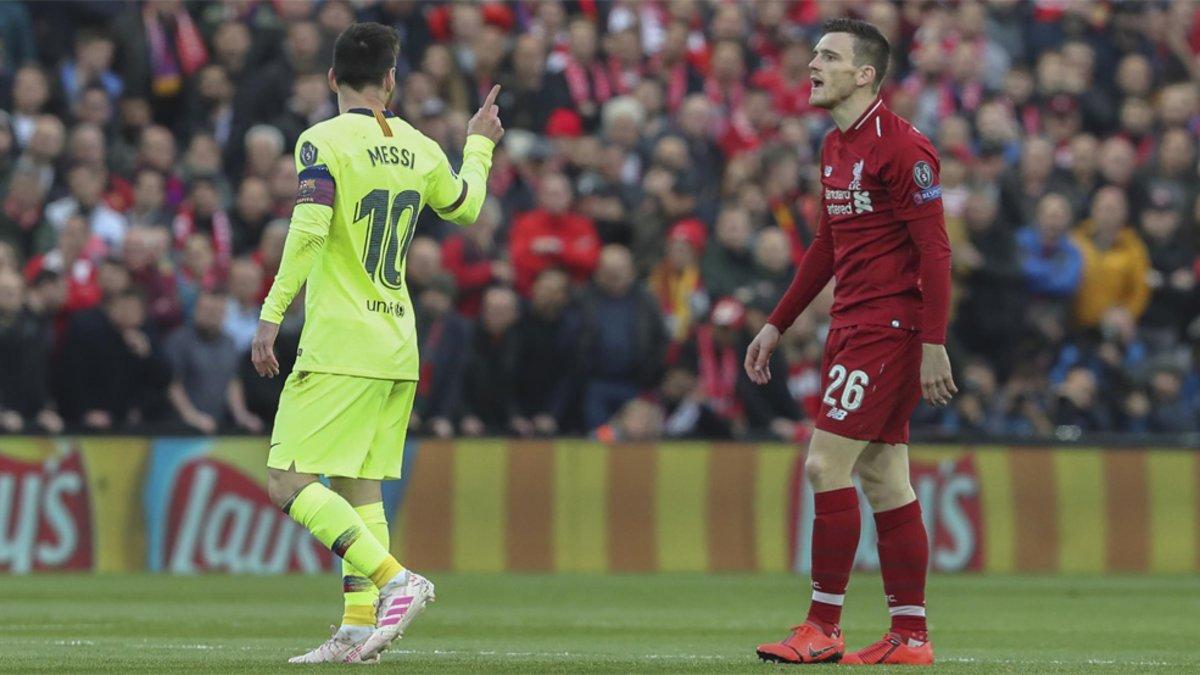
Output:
[356, 572, 436, 661]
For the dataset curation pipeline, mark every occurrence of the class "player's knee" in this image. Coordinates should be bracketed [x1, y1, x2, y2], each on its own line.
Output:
[804, 452, 851, 492]
[267, 469, 309, 510]
[858, 469, 914, 512]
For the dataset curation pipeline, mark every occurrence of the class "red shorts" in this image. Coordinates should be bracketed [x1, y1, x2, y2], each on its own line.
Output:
[814, 324, 922, 445]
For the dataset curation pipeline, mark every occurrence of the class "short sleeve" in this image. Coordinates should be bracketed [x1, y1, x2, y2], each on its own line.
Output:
[882, 131, 943, 222]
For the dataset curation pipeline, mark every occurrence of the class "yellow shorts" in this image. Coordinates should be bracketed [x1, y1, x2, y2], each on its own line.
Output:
[268, 371, 416, 480]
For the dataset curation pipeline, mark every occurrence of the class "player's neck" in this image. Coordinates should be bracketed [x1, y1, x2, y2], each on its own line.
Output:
[337, 86, 390, 115]
[830, 89, 880, 132]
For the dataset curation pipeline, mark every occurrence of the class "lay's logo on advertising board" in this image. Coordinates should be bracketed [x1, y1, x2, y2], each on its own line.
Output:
[0, 450, 92, 573]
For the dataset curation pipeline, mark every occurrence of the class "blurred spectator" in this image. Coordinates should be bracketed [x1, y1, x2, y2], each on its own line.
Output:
[128, 168, 173, 229]
[176, 233, 220, 319]
[243, 124, 285, 182]
[23, 215, 103, 315]
[1072, 187, 1150, 329]
[751, 227, 795, 305]
[230, 177, 274, 254]
[702, 206, 758, 302]
[405, 237, 443, 300]
[0, 165, 55, 260]
[579, 245, 666, 430]
[659, 364, 733, 440]
[498, 35, 570, 134]
[112, 0, 209, 121]
[9, 66, 51, 148]
[46, 164, 129, 252]
[595, 397, 664, 443]
[172, 175, 233, 269]
[1016, 193, 1082, 304]
[515, 268, 581, 436]
[954, 190, 1024, 376]
[460, 285, 522, 436]
[124, 225, 182, 330]
[166, 289, 253, 434]
[0, 270, 60, 433]
[510, 172, 600, 295]
[223, 257, 262, 352]
[441, 199, 510, 317]
[1143, 368, 1198, 434]
[1139, 187, 1196, 346]
[61, 29, 122, 103]
[649, 218, 708, 345]
[137, 125, 186, 207]
[414, 275, 468, 440]
[1052, 366, 1113, 432]
[22, 115, 65, 194]
[58, 287, 169, 429]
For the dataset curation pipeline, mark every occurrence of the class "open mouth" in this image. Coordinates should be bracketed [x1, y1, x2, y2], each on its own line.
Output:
[811, 76, 824, 90]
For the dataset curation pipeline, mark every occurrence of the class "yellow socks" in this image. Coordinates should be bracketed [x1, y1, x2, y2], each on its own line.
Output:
[342, 502, 393, 626]
[284, 484, 404, 594]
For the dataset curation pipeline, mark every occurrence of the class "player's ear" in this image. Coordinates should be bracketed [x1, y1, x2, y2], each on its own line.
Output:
[327, 68, 338, 94]
[856, 64, 876, 90]
[384, 67, 397, 97]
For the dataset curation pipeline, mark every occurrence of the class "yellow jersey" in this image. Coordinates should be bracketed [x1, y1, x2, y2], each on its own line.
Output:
[261, 108, 494, 380]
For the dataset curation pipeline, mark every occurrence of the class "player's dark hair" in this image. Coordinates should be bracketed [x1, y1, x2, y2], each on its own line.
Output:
[332, 22, 400, 91]
[822, 18, 890, 91]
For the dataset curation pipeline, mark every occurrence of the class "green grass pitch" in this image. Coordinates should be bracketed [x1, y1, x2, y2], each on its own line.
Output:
[0, 573, 1196, 672]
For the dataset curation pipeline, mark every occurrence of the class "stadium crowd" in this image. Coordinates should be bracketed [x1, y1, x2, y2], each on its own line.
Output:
[2, 0, 1200, 441]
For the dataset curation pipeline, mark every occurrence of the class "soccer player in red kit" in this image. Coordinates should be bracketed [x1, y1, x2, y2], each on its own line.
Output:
[746, 19, 955, 666]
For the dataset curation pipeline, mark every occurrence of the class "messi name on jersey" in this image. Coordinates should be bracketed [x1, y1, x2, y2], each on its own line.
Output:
[367, 145, 415, 168]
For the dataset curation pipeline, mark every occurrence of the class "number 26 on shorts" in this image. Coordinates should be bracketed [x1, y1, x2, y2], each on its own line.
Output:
[823, 364, 869, 412]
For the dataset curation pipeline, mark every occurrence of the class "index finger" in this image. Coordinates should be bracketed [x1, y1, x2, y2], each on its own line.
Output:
[482, 84, 501, 109]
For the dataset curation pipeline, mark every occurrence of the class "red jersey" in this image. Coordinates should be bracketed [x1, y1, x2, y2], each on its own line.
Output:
[768, 98, 952, 344]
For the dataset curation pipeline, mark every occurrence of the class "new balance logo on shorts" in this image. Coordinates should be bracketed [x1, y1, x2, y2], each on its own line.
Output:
[826, 407, 848, 421]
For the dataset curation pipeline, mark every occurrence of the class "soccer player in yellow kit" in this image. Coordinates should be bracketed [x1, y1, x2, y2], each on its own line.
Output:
[250, 23, 503, 664]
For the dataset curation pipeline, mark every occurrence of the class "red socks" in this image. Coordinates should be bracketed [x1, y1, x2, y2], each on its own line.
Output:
[806, 487, 860, 635]
[875, 500, 929, 643]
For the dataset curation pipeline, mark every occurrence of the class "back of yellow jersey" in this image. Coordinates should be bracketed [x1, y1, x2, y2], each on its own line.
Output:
[281, 109, 494, 381]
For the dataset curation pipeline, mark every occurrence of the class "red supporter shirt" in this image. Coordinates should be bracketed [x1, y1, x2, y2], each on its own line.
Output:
[768, 98, 952, 344]
[509, 209, 601, 295]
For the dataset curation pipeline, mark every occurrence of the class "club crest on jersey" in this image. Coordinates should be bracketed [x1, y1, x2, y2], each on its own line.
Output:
[824, 165, 833, 177]
[300, 141, 319, 167]
[913, 160, 934, 188]
[849, 159, 865, 190]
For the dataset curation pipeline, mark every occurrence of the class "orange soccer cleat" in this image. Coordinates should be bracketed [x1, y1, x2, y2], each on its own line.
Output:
[755, 623, 845, 664]
[841, 633, 934, 665]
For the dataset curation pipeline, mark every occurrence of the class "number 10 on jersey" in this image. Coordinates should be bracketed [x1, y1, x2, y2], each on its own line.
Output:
[357, 188, 421, 289]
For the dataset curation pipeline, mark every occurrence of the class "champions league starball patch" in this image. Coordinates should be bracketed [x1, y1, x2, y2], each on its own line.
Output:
[913, 160, 934, 189]
[299, 141, 319, 167]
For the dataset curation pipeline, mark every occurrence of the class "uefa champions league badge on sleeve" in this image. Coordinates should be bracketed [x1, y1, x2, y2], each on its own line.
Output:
[300, 141, 319, 167]
[913, 161, 934, 188]
[911, 160, 941, 204]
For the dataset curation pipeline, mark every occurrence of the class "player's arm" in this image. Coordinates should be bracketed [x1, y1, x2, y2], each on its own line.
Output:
[428, 84, 505, 225]
[745, 212, 834, 385]
[886, 134, 956, 406]
[252, 132, 335, 378]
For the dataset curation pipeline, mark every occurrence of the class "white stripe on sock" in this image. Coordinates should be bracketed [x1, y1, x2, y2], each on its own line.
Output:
[812, 591, 845, 606]
[888, 605, 925, 617]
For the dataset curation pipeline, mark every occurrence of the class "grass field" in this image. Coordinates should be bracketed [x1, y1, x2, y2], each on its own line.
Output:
[0, 573, 1196, 673]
